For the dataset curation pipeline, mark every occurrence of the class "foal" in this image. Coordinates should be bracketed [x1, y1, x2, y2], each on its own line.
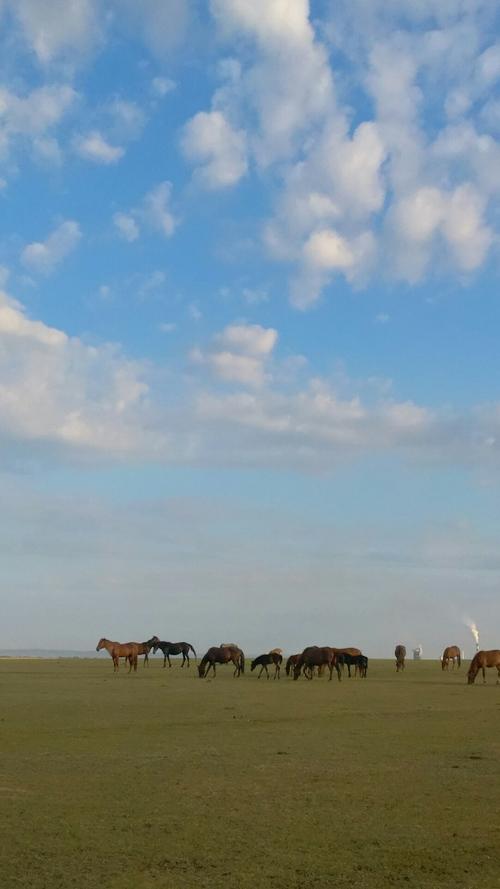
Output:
[250, 652, 283, 679]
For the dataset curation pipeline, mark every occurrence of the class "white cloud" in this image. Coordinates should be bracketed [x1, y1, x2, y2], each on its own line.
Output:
[0, 84, 76, 164]
[10, 0, 100, 63]
[113, 212, 139, 242]
[74, 130, 124, 164]
[181, 110, 248, 189]
[151, 77, 176, 97]
[216, 322, 277, 356]
[115, 0, 192, 56]
[21, 220, 82, 275]
[142, 181, 177, 237]
[192, 322, 278, 387]
[112, 182, 177, 243]
[0, 288, 160, 457]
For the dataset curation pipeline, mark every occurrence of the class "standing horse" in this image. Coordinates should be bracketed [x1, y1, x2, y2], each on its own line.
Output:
[96, 638, 139, 672]
[139, 638, 158, 667]
[395, 644, 406, 672]
[250, 652, 283, 679]
[219, 644, 245, 674]
[198, 646, 244, 678]
[151, 638, 197, 668]
[293, 646, 341, 682]
[467, 650, 500, 684]
[441, 645, 461, 670]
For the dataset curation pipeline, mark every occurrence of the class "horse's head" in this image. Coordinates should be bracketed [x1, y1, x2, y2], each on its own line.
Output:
[197, 662, 205, 678]
[293, 663, 302, 681]
[96, 637, 106, 652]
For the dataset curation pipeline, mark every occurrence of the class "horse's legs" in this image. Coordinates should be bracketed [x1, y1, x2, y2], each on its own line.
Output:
[482, 666, 486, 684]
[163, 654, 167, 668]
[144, 653, 148, 668]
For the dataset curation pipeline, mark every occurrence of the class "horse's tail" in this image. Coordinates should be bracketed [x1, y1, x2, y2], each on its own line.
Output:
[457, 651, 461, 667]
[189, 644, 197, 657]
[239, 650, 245, 674]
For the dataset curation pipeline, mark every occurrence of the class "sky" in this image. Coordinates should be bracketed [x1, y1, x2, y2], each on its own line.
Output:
[1, 0, 500, 657]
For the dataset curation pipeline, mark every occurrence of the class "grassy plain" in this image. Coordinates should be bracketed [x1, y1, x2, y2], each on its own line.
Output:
[0, 656, 499, 889]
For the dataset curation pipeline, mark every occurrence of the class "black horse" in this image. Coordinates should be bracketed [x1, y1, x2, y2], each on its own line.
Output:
[152, 638, 197, 668]
[337, 653, 368, 678]
[250, 652, 283, 679]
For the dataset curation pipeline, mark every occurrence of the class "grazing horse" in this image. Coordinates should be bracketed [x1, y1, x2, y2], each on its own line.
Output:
[337, 652, 368, 678]
[96, 638, 139, 672]
[286, 654, 301, 677]
[395, 644, 406, 672]
[151, 638, 197, 668]
[467, 650, 500, 685]
[198, 646, 245, 678]
[251, 652, 283, 679]
[442, 645, 461, 670]
[334, 647, 362, 677]
[293, 646, 341, 682]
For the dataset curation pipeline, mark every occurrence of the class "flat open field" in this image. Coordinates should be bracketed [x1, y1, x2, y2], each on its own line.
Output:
[1, 657, 499, 889]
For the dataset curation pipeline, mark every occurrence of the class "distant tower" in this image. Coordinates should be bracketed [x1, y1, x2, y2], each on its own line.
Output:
[413, 645, 423, 660]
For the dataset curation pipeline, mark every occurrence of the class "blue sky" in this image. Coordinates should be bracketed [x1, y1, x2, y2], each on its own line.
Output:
[1, 0, 500, 655]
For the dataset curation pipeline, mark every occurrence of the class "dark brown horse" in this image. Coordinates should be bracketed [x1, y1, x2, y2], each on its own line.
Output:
[198, 645, 245, 678]
[151, 638, 197, 668]
[337, 652, 368, 678]
[96, 637, 139, 672]
[286, 654, 301, 677]
[441, 645, 461, 670]
[467, 650, 500, 684]
[250, 652, 283, 679]
[395, 644, 406, 672]
[293, 646, 341, 682]
[333, 647, 362, 677]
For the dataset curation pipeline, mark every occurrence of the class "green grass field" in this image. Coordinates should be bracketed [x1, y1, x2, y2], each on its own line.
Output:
[1, 657, 499, 889]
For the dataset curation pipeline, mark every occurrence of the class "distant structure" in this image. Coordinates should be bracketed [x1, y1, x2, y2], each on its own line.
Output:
[413, 645, 423, 660]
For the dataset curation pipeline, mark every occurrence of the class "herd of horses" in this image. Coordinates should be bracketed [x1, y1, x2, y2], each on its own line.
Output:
[96, 636, 500, 684]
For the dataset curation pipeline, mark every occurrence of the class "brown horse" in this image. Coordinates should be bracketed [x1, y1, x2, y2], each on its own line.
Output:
[293, 646, 341, 682]
[441, 645, 461, 670]
[395, 644, 406, 672]
[333, 647, 362, 677]
[136, 638, 158, 667]
[250, 652, 283, 679]
[286, 654, 301, 677]
[198, 645, 245, 678]
[96, 637, 139, 672]
[467, 650, 500, 684]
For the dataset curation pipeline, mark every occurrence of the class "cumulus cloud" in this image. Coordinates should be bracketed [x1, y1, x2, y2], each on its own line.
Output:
[191, 322, 278, 387]
[21, 220, 82, 275]
[0, 84, 76, 164]
[112, 182, 177, 243]
[181, 110, 248, 189]
[142, 181, 177, 237]
[113, 212, 139, 242]
[74, 130, 124, 164]
[0, 288, 162, 458]
[9, 0, 100, 63]
[177, 0, 500, 305]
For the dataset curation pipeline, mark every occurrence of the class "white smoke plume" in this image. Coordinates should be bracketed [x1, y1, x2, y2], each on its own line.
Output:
[464, 618, 480, 650]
